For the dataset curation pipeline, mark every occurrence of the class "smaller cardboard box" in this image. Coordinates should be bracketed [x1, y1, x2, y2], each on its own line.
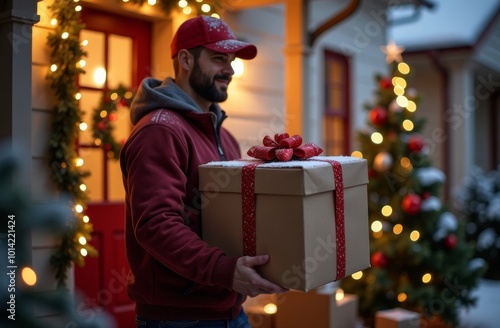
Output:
[199, 156, 370, 291]
[375, 308, 421, 328]
[275, 289, 359, 328]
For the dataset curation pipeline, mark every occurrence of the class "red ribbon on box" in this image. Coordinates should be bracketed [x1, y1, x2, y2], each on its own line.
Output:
[242, 134, 346, 280]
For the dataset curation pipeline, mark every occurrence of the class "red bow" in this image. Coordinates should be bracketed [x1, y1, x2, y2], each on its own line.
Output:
[247, 133, 323, 162]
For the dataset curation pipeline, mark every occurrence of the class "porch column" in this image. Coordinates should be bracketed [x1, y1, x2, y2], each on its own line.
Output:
[447, 62, 475, 192]
[0, 0, 39, 190]
[284, 0, 308, 136]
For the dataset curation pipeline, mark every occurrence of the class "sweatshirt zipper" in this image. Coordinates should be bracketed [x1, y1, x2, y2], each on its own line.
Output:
[214, 114, 227, 161]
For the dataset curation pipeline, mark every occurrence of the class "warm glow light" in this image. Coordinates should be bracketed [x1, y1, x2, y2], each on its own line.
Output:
[351, 271, 363, 280]
[178, 0, 188, 7]
[79, 122, 87, 131]
[371, 220, 383, 233]
[93, 67, 106, 86]
[422, 273, 432, 283]
[148, 0, 156, 5]
[81, 39, 89, 46]
[123, 0, 130, 2]
[381, 205, 392, 217]
[410, 230, 420, 241]
[50, 18, 57, 26]
[80, 248, 88, 256]
[75, 5, 82, 11]
[400, 157, 411, 168]
[78, 59, 86, 68]
[402, 119, 414, 131]
[336, 288, 345, 301]
[393, 77, 407, 88]
[79, 236, 87, 245]
[80, 184, 87, 191]
[351, 150, 363, 158]
[201, 4, 211, 12]
[231, 58, 244, 78]
[21, 267, 37, 286]
[394, 85, 405, 96]
[396, 95, 408, 107]
[100, 110, 108, 118]
[83, 215, 90, 223]
[125, 91, 133, 99]
[372, 230, 383, 239]
[75, 157, 84, 167]
[61, 32, 69, 39]
[95, 138, 102, 146]
[398, 292, 407, 302]
[263, 303, 277, 315]
[406, 100, 417, 112]
[183, 6, 192, 15]
[50, 64, 58, 72]
[393, 224, 403, 235]
[75, 92, 82, 100]
[211, 13, 220, 18]
[75, 204, 84, 213]
[110, 92, 119, 101]
[398, 62, 410, 74]
[371, 132, 384, 144]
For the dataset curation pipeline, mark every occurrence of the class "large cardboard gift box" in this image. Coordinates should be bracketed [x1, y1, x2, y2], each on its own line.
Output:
[199, 156, 370, 291]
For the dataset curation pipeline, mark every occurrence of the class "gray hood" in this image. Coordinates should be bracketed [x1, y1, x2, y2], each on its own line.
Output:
[130, 77, 224, 125]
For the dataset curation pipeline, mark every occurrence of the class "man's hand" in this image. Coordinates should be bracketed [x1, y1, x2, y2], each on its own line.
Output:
[232, 255, 289, 297]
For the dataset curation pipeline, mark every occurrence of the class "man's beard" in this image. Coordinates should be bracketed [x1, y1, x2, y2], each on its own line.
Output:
[189, 60, 231, 103]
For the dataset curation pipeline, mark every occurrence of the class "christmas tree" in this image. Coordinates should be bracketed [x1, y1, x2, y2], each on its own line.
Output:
[340, 43, 486, 326]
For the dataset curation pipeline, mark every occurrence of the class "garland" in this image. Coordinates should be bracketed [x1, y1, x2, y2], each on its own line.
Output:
[46, 0, 96, 287]
[92, 85, 135, 160]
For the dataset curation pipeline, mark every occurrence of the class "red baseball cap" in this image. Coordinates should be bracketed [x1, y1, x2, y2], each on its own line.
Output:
[171, 15, 257, 60]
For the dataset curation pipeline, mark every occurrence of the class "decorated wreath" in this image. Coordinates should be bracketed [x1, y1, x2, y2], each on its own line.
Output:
[92, 85, 135, 160]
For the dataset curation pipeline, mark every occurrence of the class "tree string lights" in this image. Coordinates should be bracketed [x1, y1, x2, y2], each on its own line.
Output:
[340, 42, 486, 326]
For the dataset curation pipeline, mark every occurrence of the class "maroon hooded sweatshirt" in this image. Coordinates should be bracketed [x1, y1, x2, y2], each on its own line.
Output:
[120, 77, 243, 320]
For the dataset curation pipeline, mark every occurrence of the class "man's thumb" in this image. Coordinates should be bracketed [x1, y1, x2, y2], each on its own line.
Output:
[250, 254, 269, 266]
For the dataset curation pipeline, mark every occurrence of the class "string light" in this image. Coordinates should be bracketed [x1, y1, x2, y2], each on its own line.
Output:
[148, 0, 157, 5]
[75, 5, 82, 11]
[201, 4, 211, 12]
[75, 157, 84, 167]
[79, 122, 88, 131]
[371, 220, 383, 233]
[50, 18, 57, 26]
[370, 132, 383, 144]
[398, 62, 410, 74]
[422, 273, 432, 283]
[80, 248, 88, 256]
[397, 292, 407, 302]
[79, 236, 87, 245]
[402, 119, 414, 132]
[81, 39, 89, 46]
[61, 32, 69, 39]
[21, 267, 37, 286]
[75, 92, 82, 100]
[381, 205, 392, 217]
[50, 64, 58, 72]
[393, 224, 403, 235]
[183, 6, 192, 14]
[406, 100, 417, 112]
[211, 13, 220, 18]
[336, 288, 345, 301]
[410, 230, 420, 241]
[100, 110, 108, 118]
[351, 271, 363, 280]
[75, 204, 84, 213]
[351, 150, 363, 158]
[178, 0, 188, 7]
[79, 183, 87, 191]
[83, 215, 90, 223]
[396, 95, 408, 108]
[263, 303, 277, 314]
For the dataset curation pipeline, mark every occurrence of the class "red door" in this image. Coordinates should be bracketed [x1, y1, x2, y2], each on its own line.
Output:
[74, 7, 151, 327]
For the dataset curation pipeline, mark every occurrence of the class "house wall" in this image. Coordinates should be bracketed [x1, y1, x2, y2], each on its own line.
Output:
[223, 6, 286, 155]
[308, 0, 389, 152]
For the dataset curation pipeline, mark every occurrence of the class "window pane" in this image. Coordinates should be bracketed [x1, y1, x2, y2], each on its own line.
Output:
[80, 148, 104, 201]
[79, 90, 104, 144]
[79, 30, 106, 88]
[108, 34, 133, 89]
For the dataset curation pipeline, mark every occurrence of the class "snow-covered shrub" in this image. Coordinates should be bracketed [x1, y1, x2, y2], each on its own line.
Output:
[455, 166, 500, 280]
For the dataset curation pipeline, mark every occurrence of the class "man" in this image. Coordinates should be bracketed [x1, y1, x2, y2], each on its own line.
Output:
[120, 15, 287, 328]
